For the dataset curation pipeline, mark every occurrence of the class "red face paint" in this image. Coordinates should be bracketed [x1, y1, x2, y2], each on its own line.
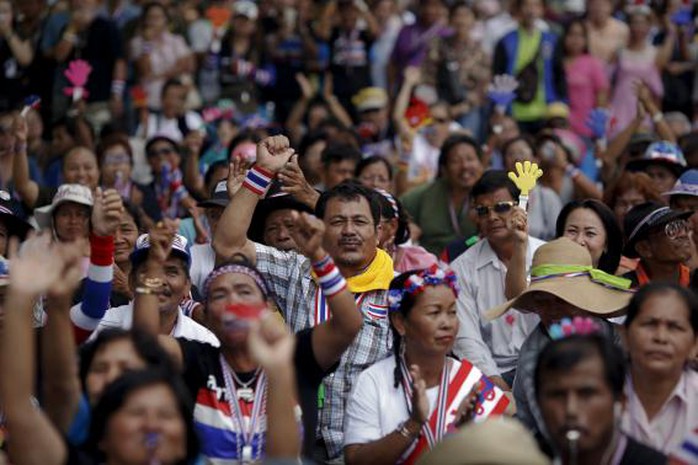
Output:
[222, 302, 267, 330]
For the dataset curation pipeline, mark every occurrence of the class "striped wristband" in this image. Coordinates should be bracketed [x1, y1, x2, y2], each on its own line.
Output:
[242, 165, 274, 196]
[312, 255, 347, 298]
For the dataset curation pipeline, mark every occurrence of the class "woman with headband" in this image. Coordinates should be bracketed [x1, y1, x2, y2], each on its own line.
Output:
[130, 214, 363, 462]
[374, 188, 438, 273]
[344, 265, 510, 464]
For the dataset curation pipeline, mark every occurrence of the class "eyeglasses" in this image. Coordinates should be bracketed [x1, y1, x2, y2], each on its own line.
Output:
[474, 201, 518, 217]
[657, 219, 690, 241]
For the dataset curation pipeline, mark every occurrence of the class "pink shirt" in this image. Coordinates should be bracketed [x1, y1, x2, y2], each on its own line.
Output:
[565, 55, 609, 138]
[622, 370, 698, 453]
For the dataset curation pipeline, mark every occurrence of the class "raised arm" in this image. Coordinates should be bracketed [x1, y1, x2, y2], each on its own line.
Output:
[1, 235, 85, 465]
[290, 212, 362, 371]
[12, 114, 39, 209]
[504, 206, 529, 300]
[131, 219, 184, 368]
[69, 188, 122, 343]
[42, 238, 98, 435]
[212, 135, 295, 264]
[248, 316, 299, 459]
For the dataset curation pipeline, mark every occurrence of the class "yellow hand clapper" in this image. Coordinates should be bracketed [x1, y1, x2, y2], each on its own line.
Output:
[507, 161, 543, 211]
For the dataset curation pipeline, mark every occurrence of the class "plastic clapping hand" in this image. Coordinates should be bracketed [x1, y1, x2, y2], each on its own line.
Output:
[671, 7, 692, 27]
[63, 59, 93, 101]
[585, 108, 609, 140]
[487, 74, 519, 109]
[508, 161, 543, 211]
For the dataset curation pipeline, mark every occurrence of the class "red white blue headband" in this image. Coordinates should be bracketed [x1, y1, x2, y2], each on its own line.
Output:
[388, 264, 459, 314]
[203, 264, 270, 300]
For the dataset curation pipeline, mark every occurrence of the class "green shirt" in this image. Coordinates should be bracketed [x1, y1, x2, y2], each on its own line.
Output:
[400, 178, 477, 255]
[512, 28, 547, 122]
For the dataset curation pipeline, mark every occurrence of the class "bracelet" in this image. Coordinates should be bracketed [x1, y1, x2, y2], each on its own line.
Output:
[242, 164, 274, 196]
[312, 254, 347, 298]
[652, 112, 664, 123]
[136, 274, 165, 295]
[396, 421, 420, 439]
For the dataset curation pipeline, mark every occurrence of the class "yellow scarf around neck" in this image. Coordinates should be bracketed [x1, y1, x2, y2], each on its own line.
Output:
[346, 248, 394, 293]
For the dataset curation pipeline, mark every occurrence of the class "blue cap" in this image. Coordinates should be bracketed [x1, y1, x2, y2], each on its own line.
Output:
[662, 169, 698, 197]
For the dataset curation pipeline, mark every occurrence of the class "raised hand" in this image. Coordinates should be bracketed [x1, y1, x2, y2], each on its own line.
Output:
[289, 211, 326, 262]
[585, 108, 609, 140]
[46, 240, 87, 299]
[91, 188, 124, 237]
[278, 155, 320, 208]
[403, 66, 422, 87]
[146, 219, 179, 266]
[295, 73, 315, 100]
[13, 114, 27, 144]
[409, 365, 429, 426]
[488, 74, 519, 111]
[226, 158, 246, 198]
[7, 234, 82, 297]
[256, 135, 295, 174]
[507, 206, 528, 244]
[248, 315, 296, 372]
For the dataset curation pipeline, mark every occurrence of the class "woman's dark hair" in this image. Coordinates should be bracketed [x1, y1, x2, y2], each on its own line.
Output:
[449, 0, 471, 16]
[316, 180, 381, 226]
[470, 170, 520, 202]
[87, 369, 199, 465]
[561, 18, 590, 56]
[140, 1, 170, 25]
[355, 155, 394, 181]
[389, 270, 422, 388]
[501, 134, 537, 165]
[625, 282, 698, 334]
[96, 134, 133, 166]
[375, 190, 410, 245]
[78, 329, 176, 394]
[555, 199, 623, 274]
[121, 199, 144, 233]
[534, 333, 626, 401]
[437, 134, 482, 176]
[204, 160, 230, 189]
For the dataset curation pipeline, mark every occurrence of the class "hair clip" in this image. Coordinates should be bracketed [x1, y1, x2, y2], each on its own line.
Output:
[548, 316, 601, 340]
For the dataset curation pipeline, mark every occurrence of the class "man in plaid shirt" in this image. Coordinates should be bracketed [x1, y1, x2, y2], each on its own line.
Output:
[213, 135, 394, 462]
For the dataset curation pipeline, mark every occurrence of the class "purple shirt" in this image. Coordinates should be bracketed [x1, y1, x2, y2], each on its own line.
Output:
[390, 22, 450, 70]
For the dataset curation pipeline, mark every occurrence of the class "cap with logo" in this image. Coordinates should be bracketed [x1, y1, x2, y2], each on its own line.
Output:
[129, 233, 191, 267]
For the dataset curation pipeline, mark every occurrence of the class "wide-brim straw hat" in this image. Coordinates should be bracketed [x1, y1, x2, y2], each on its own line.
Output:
[485, 238, 633, 321]
[416, 417, 550, 465]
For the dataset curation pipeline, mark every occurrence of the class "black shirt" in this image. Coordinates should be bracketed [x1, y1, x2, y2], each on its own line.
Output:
[178, 328, 334, 459]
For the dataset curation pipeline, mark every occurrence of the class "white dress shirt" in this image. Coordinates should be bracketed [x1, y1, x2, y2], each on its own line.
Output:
[450, 236, 544, 377]
[90, 302, 220, 347]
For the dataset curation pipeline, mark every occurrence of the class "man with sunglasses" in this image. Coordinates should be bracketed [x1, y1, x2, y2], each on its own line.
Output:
[622, 202, 694, 288]
[450, 170, 544, 391]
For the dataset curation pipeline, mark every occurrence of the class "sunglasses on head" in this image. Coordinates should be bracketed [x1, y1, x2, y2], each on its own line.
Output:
[474, 201, 518, 217]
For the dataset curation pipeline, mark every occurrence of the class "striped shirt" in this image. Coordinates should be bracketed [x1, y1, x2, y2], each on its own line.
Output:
[254, 243, 392, 459]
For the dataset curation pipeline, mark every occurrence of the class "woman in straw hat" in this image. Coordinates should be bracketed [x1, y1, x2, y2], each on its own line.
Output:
[485, 237, 634, 435]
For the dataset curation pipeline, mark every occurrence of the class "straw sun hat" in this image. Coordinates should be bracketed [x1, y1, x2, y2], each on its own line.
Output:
[485, 238, 634, 321]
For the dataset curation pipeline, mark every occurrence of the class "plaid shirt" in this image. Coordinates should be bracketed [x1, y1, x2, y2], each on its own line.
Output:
[255, 243, 393, 458]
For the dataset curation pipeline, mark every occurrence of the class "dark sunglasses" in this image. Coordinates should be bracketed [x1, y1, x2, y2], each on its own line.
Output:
[474, 201, 518, 217]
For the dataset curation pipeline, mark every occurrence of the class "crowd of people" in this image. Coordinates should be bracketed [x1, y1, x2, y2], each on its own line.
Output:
[1, 0, 698, 464]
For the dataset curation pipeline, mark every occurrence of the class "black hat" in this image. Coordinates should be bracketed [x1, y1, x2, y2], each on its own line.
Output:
[198, 181, 230, 209]
[622, 202, 692, 258]
[248, 181, 314, 243]
[0, 191, 32, 241]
